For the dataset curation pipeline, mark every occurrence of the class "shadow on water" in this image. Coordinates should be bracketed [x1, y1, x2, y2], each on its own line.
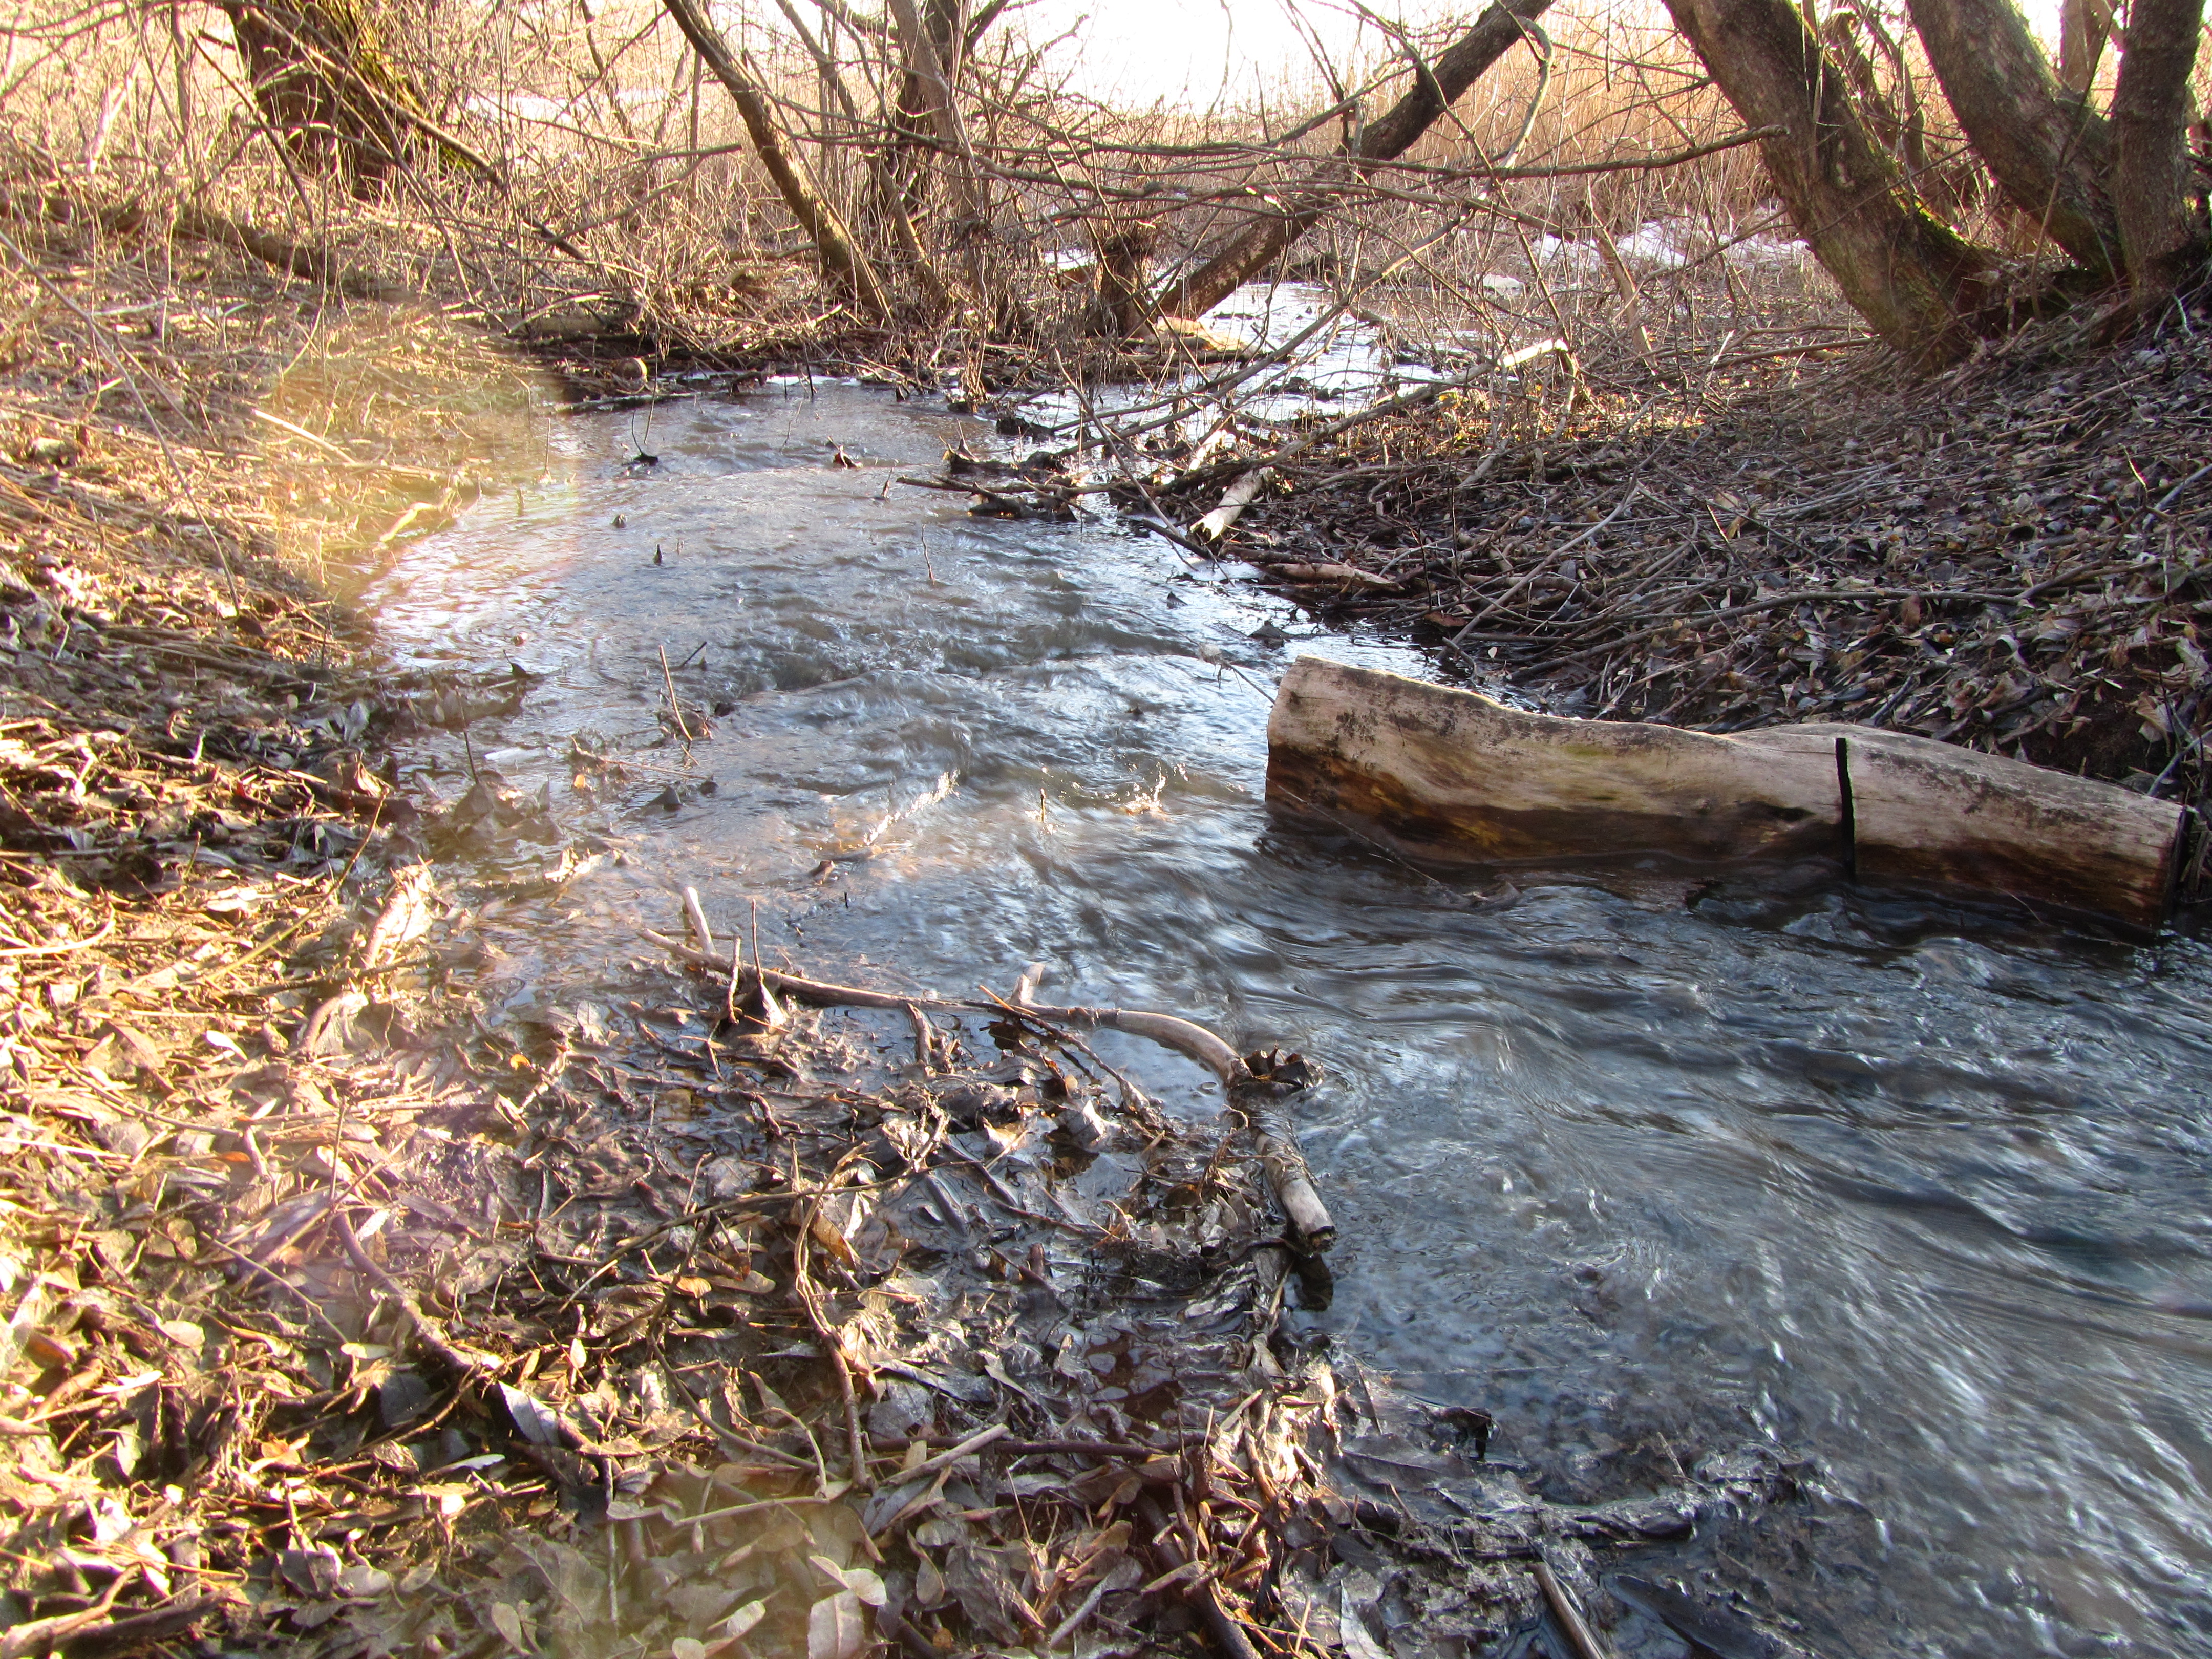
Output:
[370, 377, 2212, 1659]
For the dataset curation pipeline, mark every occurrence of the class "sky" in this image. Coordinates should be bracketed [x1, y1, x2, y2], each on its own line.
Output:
[1010, 0, 1430, 107]
[999, 0, 2069, 108]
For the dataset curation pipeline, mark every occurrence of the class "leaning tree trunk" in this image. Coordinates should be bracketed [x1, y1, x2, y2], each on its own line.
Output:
[1158, 0, 1554, 320]
[661, 0, 889, 320]
[217, 0, 427, 194]
[1663, 0, 2000, 361]
[1906, 0, 2119, 278]
[2110, 0, 2208, 300]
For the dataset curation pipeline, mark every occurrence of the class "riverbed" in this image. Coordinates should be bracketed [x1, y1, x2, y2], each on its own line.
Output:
[368, 374, 2212, 1659]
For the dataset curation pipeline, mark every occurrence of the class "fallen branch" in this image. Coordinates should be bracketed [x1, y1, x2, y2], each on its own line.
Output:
[334, 1207, 495, 1376]
[640, 932, 1336, 1249]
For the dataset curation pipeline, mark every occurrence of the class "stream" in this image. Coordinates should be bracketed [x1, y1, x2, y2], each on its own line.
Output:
[365, 374, 2212, 1659]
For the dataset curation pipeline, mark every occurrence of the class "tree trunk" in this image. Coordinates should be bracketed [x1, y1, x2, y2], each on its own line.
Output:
[2059, 0, 2111, 92]
[1907, 0, 2119, 276]
[886, 0, 961, 219]
[2110, 0, 2208, 298]
[216, 0, 427, 195]
[661, 0, 890, 320]
[1086, 218, 1159, 337]
[883, 0, 992, 307]
[1663, 0, 1998, 361]
[1159, 0, 1554, 321]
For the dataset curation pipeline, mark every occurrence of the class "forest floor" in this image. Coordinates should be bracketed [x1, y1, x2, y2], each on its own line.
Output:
[1149, 294, 2212, 908]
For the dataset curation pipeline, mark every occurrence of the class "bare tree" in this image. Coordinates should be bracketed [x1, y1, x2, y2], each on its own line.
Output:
[1662, 0, 1998, 358]
[216, 0, 434, 194]
[1672, 0, 2205, 357]
[1157, 0, 1555, 323]
[2111, 0, 2208, 297]
[1907, 0, 2119, 276]
[662, 0, 890, 319]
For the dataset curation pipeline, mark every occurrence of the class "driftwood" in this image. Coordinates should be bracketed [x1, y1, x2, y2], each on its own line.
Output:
[1268, 656, 2187, 931]
[641, 932, 1337, 1251]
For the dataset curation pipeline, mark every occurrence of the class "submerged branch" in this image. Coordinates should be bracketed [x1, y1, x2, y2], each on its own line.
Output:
[641, 930, 1338, 1250]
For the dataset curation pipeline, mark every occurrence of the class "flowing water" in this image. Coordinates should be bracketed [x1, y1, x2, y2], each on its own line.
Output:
[368, 376, 2212, 1659]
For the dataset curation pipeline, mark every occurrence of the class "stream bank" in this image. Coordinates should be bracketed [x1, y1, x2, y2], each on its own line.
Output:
[1138, 299, 2212, 909]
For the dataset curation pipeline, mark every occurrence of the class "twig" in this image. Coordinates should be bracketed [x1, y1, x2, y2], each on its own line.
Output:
[1533, 1559, 1611, 1659]
[333, 1208, 493, 1376]
[658, 644, 693, 744]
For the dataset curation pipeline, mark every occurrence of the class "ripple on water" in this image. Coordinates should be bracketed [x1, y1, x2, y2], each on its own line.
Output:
[372, 381, 2212, 1658]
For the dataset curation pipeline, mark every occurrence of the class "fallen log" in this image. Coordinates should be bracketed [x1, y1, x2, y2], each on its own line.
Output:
[1267, 656, 2186, 931]
[1759, 721, 2186, 930]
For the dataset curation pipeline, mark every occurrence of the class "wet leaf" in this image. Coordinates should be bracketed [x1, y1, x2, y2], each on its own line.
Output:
[806, 1589, 865, 1659]
[500, 1381, 563, 1447]
[488, 1601, 526, 1650]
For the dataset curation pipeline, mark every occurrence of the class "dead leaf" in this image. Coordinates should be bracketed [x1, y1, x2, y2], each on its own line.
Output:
[488, 1601, 526, 1650]
[498, 1382, 563, 1447]
[806, 1589, 865, 1659]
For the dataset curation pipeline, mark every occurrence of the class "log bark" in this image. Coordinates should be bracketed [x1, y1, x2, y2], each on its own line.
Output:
[2110, 0, 2208, 298]
[662, 0, 890, 319]
[1761, 724, 2184, 929]
[1158, 0, 1554, 321]
[1906, 0, 2120, 276]
[1268, 656, 1845, 866]
[1662, 0, 2000, 360]
[1267, 657, 2185, 931]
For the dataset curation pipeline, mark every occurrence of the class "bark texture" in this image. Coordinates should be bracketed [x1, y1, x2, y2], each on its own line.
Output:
[2110, 0, 2208, 296]
[2059, 0, 2112, 92]
[1268, 657, 2185, 932]
[662, 0, 889, 318]
[217, 0, 428, 194]
[1089, 219, 1159, 337]
[1159, 0, 1554, 320]
[1907, 0, 2119, 275]
[1663, 0, 1997, 360]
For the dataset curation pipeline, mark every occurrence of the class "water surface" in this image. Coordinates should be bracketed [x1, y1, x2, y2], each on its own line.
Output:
[371, 378, 2212, 1659]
